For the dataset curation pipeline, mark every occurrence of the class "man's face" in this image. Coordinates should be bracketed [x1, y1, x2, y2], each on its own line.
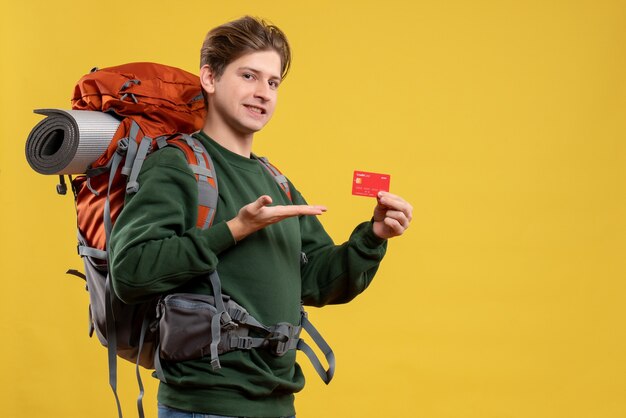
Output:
[204, 50, 282, 138]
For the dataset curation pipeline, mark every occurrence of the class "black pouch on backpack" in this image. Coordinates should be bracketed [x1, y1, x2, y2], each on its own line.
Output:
[157, 293, 251, 362]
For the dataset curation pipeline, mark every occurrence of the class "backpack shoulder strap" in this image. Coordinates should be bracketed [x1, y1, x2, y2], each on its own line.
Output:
[157, 133, 218, 230]
[153, 138, 289, 230]
[253, 154, 292, 202]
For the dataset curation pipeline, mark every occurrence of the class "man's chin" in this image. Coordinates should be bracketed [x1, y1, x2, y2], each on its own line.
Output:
[239, 121, 268, 135]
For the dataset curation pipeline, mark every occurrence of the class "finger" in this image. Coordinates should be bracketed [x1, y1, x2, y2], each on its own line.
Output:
[377, 191, 408, 208]
[252, 195, 273, 211]
[373, 200, 389, 221]
[383, 210, 411, 229]
[290, 204, 327, 215]
[377, 191, 403, 202]
[377, 192, 413, 219]
[384, 216, 406, 236]
[269, 204, 327, 218]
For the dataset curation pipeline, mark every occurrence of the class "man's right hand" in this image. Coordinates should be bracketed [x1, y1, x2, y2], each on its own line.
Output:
[226, 195, 327, 242]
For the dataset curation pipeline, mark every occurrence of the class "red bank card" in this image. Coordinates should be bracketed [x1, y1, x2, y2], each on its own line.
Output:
[352, 170, 391, 197]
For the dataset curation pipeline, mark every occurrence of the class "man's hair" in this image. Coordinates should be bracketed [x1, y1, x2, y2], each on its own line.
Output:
[200, 16, 291, 80]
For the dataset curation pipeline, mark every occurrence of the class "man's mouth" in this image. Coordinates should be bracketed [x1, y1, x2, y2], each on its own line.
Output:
[244, 104, 266, 115]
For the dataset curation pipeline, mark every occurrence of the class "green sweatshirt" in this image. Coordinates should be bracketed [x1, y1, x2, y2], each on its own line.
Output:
[109, 131, 387, 417]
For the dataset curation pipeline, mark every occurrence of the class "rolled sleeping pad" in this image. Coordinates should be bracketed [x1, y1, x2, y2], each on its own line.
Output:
[25, 109, 121, 175]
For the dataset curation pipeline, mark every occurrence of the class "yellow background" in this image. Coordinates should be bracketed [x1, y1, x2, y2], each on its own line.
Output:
[1, 0, 625, 417]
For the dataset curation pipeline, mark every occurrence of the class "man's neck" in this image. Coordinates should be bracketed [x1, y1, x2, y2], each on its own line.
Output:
[202, 119, 254, 158]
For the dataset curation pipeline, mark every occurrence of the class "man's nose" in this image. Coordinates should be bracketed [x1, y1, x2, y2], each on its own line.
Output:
[254, 81, 271, 101]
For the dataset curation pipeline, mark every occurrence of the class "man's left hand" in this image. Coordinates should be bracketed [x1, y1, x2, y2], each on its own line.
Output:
[372, 191, 413, 240]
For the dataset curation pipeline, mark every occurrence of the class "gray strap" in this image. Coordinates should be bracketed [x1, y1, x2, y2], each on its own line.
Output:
[189, 164, 213, 178]
[227, 306, 269, 331]
[135, 313, 150, 418]
[209, 307, 223, 370]
[254, 155, 291, 200]
[126, 135, 152, 194]
[161, 134, 218, 230]
[209, 271, 229, 322]
[104, 151, 123, 246]
[181, 134, 207, 166]
[227, 323, 300, 356]
[121, 121, 140, 176]
[184, 135, 218, 230]
[105, 274, 124, 418]
[227, 332, 299, 353]
[102, 144, 126, 418]
[298, 314, 336, 384]
[76, 230, 105, 261]
[208, 271, 232, 370]
[197, 181, 219, 225]
[297, 339, 333, 384]
[155, 136, 168, 150]
[228, 336, 266, 350]
[86, 177, 99, 195]
[78, 245, 107, 260]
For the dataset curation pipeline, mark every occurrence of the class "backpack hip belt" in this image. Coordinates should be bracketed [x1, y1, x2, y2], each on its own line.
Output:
[155, 270, 335, 385]
[158, 293, 302, 360]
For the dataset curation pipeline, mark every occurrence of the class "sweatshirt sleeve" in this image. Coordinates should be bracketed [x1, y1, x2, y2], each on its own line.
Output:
[294, 188, 388, 307]
[109, 147, 236, 304]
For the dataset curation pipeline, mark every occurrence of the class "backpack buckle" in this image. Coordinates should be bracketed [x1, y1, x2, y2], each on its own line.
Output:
[126, 181, 139, 194]
[267, 323, 295, 356]
[220, 311, 237, 331]
[116, 138, 129, 155]
[230, 336, 253, 350]
[228, 307, 248, 323]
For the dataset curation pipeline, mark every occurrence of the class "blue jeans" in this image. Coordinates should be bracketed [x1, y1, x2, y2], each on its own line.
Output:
[158, 403, 295, 418]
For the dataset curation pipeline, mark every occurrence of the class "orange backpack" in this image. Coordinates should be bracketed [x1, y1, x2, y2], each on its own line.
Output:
[70, 62, 208, 263]
[68, 63, 216, 418]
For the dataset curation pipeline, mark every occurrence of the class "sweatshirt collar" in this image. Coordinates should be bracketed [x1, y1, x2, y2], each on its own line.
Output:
[194, 130, 261, 172]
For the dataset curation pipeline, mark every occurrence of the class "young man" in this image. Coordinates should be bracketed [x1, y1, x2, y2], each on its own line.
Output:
[109, 16, 412, 418]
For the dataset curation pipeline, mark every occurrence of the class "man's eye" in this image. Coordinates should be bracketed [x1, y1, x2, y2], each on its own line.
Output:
[269, 80, 279, 89]
[242, 73, 254, 80]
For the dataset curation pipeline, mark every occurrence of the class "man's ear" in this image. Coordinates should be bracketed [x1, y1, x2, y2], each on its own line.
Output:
[200, 65, 216, 94]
